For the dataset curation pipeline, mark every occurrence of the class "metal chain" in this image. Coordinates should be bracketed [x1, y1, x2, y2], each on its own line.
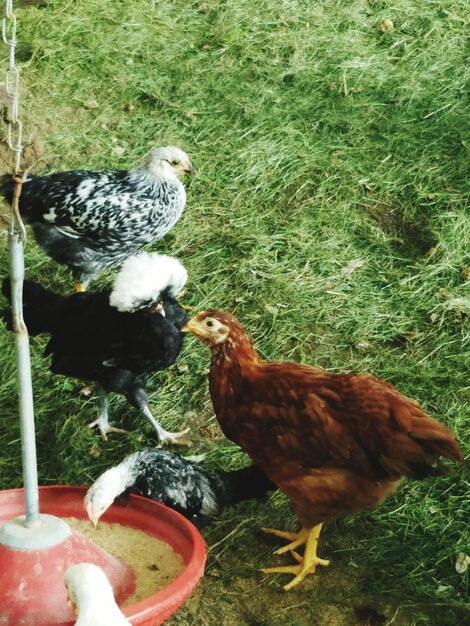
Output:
[2, 0, 25, 239]
[3, 0, 22, 172]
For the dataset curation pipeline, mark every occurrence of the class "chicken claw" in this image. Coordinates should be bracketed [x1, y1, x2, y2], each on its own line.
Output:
[141, 404, 190, 447]
[155, 426, 191, 448]
[87, 415, 129, 442]
[261, 523, 329, 590]
[262, 527, 308, 554]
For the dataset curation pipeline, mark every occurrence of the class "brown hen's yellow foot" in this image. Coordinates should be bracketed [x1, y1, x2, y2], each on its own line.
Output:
[262, 527, 308, 554]
[73, 282, 86, 293]
[261, 523, 329, 590]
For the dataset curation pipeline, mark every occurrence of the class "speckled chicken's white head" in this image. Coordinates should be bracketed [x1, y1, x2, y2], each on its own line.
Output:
[84, 461, 135, 526]
[144, 146, 195, 179]
[109, 252, 188, 313]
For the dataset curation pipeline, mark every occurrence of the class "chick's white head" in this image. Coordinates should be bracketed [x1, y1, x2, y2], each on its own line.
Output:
[64, 563, 130, 626]
[145, 146, 195, 178]
[109, 252, 188, 313]
[65, 563, 112, 605]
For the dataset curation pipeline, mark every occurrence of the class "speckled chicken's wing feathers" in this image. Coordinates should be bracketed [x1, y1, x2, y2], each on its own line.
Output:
[126, 450, 220, 519]
[1, 160, 187, 285]
[14, 170, 162, 238]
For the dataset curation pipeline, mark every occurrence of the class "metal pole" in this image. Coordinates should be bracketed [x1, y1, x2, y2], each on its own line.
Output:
[3, 0, 40, 527]
[9, 230, 40, 526]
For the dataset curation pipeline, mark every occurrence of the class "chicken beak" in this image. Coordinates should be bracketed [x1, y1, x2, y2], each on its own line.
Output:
[184, 163, 197, 175]
[86, 502, 98, 528]
[151, 302, 165, 316]
[180, 319, 199, 334]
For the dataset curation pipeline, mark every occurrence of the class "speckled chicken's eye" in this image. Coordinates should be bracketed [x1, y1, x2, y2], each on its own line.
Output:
[171, 160, 180, 166]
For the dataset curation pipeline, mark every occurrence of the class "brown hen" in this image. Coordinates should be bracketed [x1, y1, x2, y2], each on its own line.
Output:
[182, 309, 463, 589]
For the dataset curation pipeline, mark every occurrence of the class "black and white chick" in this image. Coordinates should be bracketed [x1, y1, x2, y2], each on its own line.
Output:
[64, 563, 130, 626]
[1, 146, 195, 291]
[84, 449, 276, 528]
[1, 253, 190, 445]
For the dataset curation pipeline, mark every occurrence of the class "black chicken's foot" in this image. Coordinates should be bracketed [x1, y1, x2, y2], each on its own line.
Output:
[141, 404, 190, 447]
[88, 390, 128, 441]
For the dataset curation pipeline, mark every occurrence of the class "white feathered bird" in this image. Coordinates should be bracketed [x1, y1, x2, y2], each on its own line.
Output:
[64, 563, 130, 626]
[109, 252, 188, 313]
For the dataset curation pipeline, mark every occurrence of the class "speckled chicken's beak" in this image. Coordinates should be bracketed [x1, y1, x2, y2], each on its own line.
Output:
[85, 502, 98, 528]
[184, 163, 197, 175]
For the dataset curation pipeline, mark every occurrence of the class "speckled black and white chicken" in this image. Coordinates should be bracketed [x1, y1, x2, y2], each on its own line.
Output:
[1, 253, 190, 445]
[1, 146, 195, 291]
[84, 448, 275, 527]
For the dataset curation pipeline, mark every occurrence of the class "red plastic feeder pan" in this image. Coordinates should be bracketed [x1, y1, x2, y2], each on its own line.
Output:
[0, 486, 206, 625]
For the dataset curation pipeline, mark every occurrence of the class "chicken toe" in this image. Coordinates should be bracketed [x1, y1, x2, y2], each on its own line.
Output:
[87, 415, 129, 441]
[88, 390, 128, 441]
[261, 524, 329, 590]
[141, 404, 190, 447]
[262, 527, 308, 555]
[155, 426, 191, 447]
[73, 281, 87, 293]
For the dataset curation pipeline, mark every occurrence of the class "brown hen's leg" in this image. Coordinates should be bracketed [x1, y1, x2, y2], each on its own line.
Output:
[261, 523, 329, 590]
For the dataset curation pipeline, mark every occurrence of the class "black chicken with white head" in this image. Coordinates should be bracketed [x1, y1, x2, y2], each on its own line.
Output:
[1, 253, 190, 445]
[1, 146, 195, 291]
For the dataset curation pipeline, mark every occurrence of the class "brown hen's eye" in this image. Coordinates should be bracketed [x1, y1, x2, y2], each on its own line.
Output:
[206, 320, 214, 328]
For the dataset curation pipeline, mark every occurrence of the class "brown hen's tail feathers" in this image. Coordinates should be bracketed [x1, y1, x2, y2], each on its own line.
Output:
[389, 395, 463, 478]
[405, 418, 464, 480]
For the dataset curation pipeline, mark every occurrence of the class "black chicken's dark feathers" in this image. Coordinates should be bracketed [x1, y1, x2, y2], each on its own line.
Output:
[1, 277, 188, 404]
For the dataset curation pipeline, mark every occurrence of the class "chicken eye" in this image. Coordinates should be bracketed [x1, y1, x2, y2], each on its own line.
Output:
[206, 320, 215, 328]
[171, 159, 180, 166]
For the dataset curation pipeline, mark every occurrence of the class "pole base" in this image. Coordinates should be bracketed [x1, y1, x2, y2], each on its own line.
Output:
[0, 513, 70, 549]
[0, 513, 135, 625]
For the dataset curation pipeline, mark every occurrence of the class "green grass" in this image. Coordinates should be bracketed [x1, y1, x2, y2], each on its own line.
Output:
[1, 1, 469, 624]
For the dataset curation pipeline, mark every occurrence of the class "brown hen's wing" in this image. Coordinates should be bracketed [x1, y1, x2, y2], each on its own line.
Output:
[220, 361, 462, 483]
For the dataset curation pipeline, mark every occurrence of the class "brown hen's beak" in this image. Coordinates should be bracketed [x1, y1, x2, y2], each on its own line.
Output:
[180, 319, 199, 334]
